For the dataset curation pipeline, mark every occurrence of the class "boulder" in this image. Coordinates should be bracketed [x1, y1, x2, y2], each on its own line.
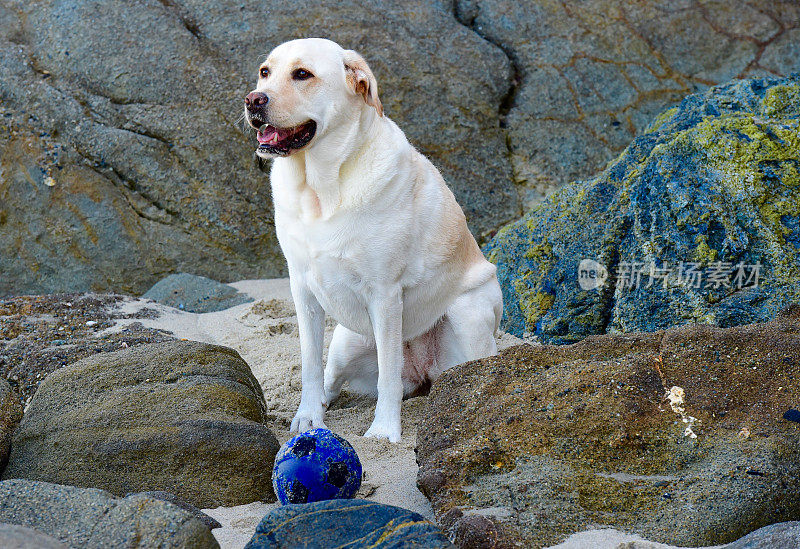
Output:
[124, 491, 222, 531]
[485, 76, 800, 343]
[454, 0, 800, 206]
[0, 0, 517, 296]
[0, 293, 175, 405]
[417, 310, 800, 548]
[0, 379, 22, 474]
[244, 499, 454, 548]
[0, 523, 67, 549]
[142, 273, 253, 313]
[0, 479, 218, 548]
[3, 340, 279, 508]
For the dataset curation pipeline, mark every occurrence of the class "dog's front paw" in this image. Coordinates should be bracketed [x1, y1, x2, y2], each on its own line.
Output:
[363, 419, 401, 443]
[290, 405, 327, 433]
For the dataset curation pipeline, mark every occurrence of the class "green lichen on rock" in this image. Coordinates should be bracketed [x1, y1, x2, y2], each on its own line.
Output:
[485, 76, 800, 343]
[647, 106, 679, 133]
[762, 83, 800, 117]
[692, 234, 718, 264]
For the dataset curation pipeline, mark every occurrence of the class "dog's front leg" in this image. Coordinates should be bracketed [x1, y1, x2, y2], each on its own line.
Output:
[289, 273, 327, 433]
[364, 288, 403, 442]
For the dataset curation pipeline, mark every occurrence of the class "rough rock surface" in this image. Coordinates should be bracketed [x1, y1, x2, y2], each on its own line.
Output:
[0, 523, 67, 549]
[124, 491, 222, 531]
[0, 0, 517, 296]
[417, 309, 800, 548]
[142, 273, 253, 313]
[244, 499, 454, 548]
[3, 341, 279, 508]
[485, 76, 800, 343]
[726, 521, 800, 548]
[0, 379, 21, 475]
[0, 479, 219, 548]
[0, 293, 175, 406]
[455, 0, 800, 206]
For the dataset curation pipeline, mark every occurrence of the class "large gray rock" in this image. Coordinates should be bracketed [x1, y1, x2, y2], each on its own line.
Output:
[0, 479, 218, 548]
[142, 273, 253, 313]
[454, 0, 800, 207]
[3, 341, 279, 508]
[0, 0, 517, 296]
[3, 1, 800, 297]
[417, 311, 800, 548]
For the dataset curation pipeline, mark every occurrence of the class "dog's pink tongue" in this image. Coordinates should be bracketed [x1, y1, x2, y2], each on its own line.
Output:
[257, 127, 277, 145]
[257, 126, 292, 146]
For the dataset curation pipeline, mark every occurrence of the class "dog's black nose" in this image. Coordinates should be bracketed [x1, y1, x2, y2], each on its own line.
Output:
[244, 91, 269, 111]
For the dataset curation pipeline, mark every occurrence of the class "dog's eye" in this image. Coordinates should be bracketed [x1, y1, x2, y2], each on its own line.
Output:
[292, 68, 314, 81]
[259, 67, 269, 79]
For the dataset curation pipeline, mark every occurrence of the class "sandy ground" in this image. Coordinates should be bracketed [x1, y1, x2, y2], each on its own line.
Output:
[103, 279, 721, 549]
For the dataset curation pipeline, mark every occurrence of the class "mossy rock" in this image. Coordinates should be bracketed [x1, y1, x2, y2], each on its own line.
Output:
[2, 341, 278, 508]
[485, 76, 800, 344]
[417, 310, 800, 548]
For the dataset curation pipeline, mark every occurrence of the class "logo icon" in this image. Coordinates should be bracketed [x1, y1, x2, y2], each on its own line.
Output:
[578, 259, 608, 291]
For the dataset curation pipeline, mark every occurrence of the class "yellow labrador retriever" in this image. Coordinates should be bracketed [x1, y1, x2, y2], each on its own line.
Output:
[244, 38, 502, 442]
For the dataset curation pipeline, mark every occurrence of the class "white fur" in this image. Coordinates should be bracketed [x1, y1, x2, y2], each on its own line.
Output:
[246, 38, 502, 442]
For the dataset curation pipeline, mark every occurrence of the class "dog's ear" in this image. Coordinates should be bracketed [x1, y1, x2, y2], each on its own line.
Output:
[343, 50, 383, 117]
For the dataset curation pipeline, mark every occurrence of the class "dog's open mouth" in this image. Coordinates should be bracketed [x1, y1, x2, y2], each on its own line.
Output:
[255, 120, 316, 156]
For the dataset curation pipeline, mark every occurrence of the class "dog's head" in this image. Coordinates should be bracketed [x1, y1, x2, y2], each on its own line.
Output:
[245, 38, 383, 159]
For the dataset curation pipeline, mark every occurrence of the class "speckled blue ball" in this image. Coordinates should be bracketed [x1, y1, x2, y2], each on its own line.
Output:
[273, 428, 362, 505]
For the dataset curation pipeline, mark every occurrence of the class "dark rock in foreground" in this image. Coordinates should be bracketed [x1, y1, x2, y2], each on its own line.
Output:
[486, 76, 800, 343]
[125, 491, 222, 531]
[245, 499, 454, 548]
[0, 479, 218, 548]
[417, 309, 800, 548]
[3, 341, 279, 508]
[0, 523, 67, 549]
[142, 273, 253, 313]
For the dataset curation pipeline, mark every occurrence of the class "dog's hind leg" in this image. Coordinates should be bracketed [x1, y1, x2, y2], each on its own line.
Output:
[323, 324, 377, 406]
[438, 277, 503, 371]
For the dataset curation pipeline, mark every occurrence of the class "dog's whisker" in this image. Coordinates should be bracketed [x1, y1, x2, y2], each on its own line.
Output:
[236, 112, 257, 134]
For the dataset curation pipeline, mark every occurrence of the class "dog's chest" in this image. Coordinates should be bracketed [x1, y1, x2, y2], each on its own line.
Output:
[282, 220, 377, 335]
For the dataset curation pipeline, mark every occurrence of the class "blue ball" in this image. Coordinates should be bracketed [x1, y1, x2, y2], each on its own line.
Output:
[273, 428, 362, 505]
